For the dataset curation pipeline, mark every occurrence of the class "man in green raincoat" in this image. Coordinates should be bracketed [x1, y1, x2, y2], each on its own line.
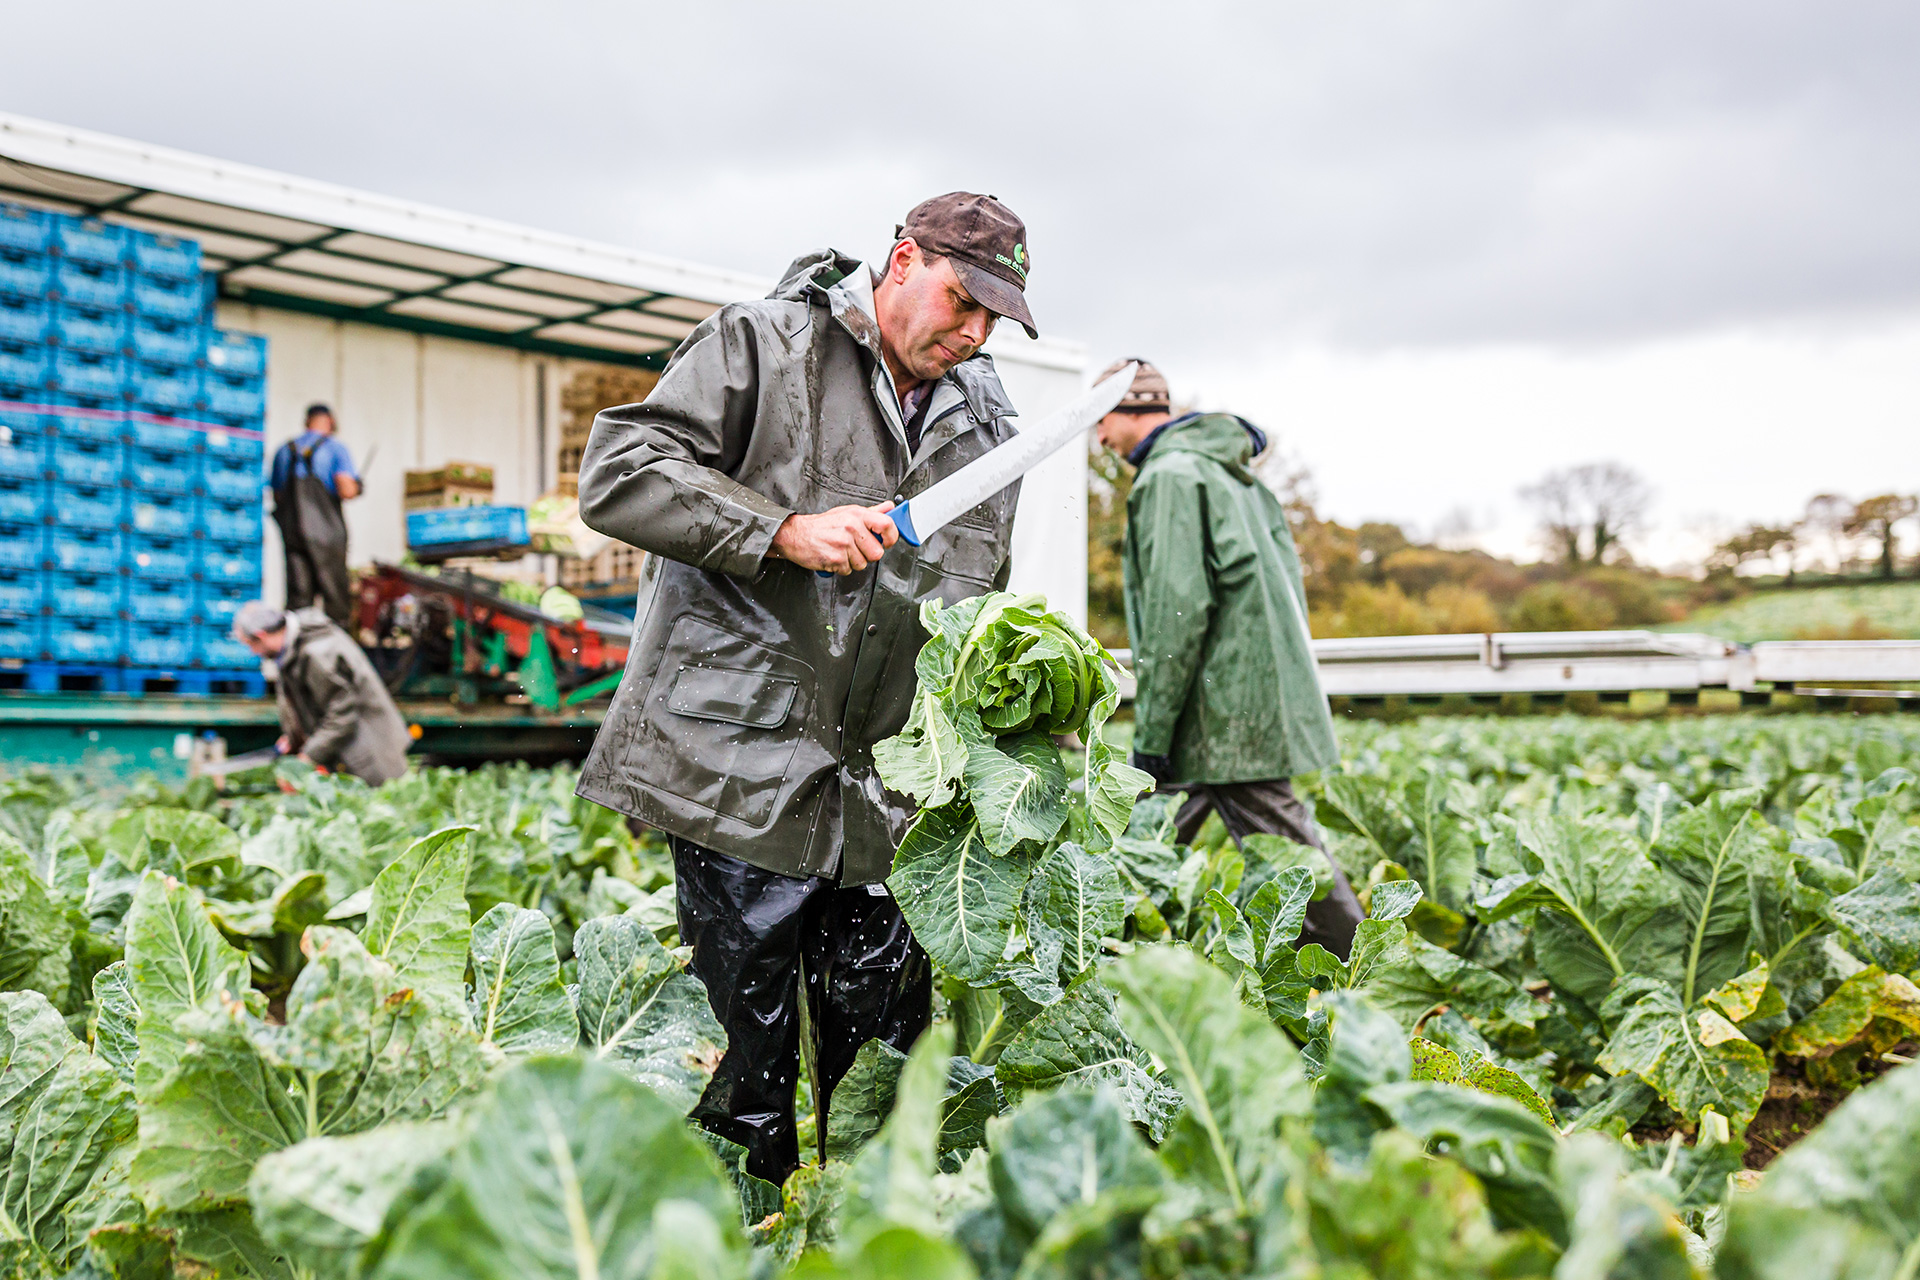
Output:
[1096, 359, 1364, 957]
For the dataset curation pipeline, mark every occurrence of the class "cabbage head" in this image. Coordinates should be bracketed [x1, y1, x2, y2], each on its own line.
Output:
[950, 593, 1101, 736]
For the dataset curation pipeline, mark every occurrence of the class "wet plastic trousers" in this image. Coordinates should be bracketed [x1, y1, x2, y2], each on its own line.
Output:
[1166, 776, 1366, 959]
[284, 543, 353, 628]
[672, 838, 931, 1186]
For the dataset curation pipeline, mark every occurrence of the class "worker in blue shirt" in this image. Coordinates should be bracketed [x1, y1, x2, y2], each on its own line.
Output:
[268, 404, 362, 627]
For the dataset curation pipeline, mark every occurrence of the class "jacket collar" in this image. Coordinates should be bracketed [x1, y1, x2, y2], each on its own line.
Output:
[1129, 412, 1268, 472]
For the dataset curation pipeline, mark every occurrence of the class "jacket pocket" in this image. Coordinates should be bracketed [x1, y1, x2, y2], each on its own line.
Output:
[630, 614, 815, 831]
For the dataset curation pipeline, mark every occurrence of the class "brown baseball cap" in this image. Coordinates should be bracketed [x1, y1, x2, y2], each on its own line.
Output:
[1098, 358, 1171, 411]
[896, 192, 1038, 339]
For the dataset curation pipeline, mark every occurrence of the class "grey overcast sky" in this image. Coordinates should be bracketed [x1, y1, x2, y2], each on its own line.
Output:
[6, 0, 1917, 562]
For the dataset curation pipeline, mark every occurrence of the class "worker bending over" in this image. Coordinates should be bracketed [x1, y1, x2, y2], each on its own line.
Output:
[233, 601, 410, 786]
[576, 193, 1040, 1185]
[1094, 360, 1364, 957]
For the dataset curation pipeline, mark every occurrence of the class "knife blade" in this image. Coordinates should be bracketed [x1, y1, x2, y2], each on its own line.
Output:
[193, 747, 283, 778]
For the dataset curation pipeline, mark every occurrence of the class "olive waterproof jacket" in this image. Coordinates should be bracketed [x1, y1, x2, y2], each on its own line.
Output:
[276, 608, 411, 785]
[1123, 413, 1338, 783]
[574, 251, 1021, 884]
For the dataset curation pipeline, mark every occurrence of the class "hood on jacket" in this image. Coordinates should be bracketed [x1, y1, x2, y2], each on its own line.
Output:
[1130, 412, 1268, 481]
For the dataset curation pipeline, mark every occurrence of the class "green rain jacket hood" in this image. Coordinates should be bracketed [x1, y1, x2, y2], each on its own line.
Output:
[575, 250, 1022, 884]
[1123, 412, 1338, 783]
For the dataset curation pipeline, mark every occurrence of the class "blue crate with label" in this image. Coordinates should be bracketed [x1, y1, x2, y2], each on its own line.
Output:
[200, 422, 264, 463]
[196, 627, 255, 670]
[0, 296, 48, 346]
[198, 450, 261, 502]
[0, 206, 51, 255]
[128, 230, 199, 281]
[129, 316, 201, 368]
[0, 478, 43, 525]
[0, 344, 49, 389]
[407, 504, 529, 550]
[49, 436, 121, 487]
[52, 219, 126, 268]
[129, 443, 195, 495]
[0, 522, 42, 571]
[130, 274, 201, 323]
[49, 396, 124, 444]
[192, 581, 247, 628]
[51, 349, 123, 399]
[49, 303, 125, 356]
[128, 491, 191, 538]
[200, 369, 264, 419]
[128, 576, 192, 622]
[128, 416, 200, 452]
[46, 570, 121, 619]
[129, 363, 196, 415]
[51, 259, 125, 310]
[55, 480, 121, 530]
[47, 616, 120, 664]
[49, 526, 117, 574]
[204, 330, 267, 378]
[126, 532, 190, 579]
[0, 425, 43, 481]
[128, 619, 191, 667]
[0, 253, 51, 303]
[198, 539, 263, 585]
[194, 494, 260, 542]
[0, 567, 36, 615]
[0, 614, 37, 661]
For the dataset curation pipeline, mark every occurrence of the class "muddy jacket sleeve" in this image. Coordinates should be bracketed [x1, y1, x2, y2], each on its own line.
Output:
[299, 654, 364, 767]
[576, 310, 796, 580]
[1126, 465, 1217, 758]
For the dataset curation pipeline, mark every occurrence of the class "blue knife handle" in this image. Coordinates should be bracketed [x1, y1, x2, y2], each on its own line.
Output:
[815, 502, 922, 578]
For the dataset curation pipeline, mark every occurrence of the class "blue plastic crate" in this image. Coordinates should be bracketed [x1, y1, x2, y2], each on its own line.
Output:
[48, 303, 123, 355]
[128, 416, 201, 452]
[48, 396, 124, 444]
[52, 219, 126, 268]
[407, 504, 528, 549]
[0, 523, 43, 571]
[204, 330, 267, 378]
[0, 567, 37, 615]
[194, 494, 259, 542]
[197, 540, 262, 585]
[126, 532, 191, 578]
[196, 628, 255, 670]
[0, 614, 37, 660]
[200, 370, 264, 419]
[46, 616, 120, 664]
[46, 570, 120, 618]
[56, 481, 121, 531]
[200, 423, 264, 463]
[192, 581, 247, 628]
[49, 437, 120, 487]
[0, 400, 44, 435]
[0, 425, 43, 481]
[128, 576, 192, 622]
[51, 260, 125, 310]
[0, 206, 52, 256]
[49, 526, 116, 574]
[0, 297, 49, 346]
[129, 444, 195, 495]
[128, 619, 190, 666]
[129, 363, 196, 414]
[0, 344, 48, 390]
[129, 316, 200, 368]
[130, 275, 201, 323]
[198, 450, 260, 501]
[0, 478, 43, 524]
[51, 350, 123, 399]
[0, 253, 51, 303]
[128, 231, 199, 281]
[128, 491, 190, 537]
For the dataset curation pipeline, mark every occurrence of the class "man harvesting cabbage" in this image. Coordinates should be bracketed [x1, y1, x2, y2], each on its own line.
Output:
[1094, 360, 1365, 957]
[576, 194, 1039, 1183]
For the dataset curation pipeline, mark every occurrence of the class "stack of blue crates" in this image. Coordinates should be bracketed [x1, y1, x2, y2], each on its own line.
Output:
[0, 199, 267, 685]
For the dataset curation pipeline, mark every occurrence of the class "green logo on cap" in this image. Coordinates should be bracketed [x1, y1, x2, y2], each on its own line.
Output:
[995, 242, 1028, 281]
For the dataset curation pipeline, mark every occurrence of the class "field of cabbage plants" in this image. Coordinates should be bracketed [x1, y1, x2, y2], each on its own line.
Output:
[1, 591, 1917, 1279]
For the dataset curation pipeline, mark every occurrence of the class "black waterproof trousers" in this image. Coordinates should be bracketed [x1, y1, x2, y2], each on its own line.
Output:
[284, 543, 354, 628]
[672, 838, 931, 1185]
[1166, 777, 1366, 959]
